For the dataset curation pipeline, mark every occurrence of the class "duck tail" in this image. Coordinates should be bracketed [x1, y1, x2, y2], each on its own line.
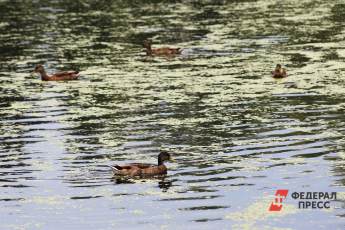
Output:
[110, 165, 123, 170]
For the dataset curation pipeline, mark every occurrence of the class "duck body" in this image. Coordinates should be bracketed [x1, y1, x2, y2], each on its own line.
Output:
[272, 64, 287, 78]
[112, 152, 172, 177]
[148, 47, 181, 56]
[112, 164, 167, 177]
[34, 64, 80, 81]
[143, 40, 181, 56]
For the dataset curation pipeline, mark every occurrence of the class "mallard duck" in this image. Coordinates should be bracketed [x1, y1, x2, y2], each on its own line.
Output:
[271, 64, 287, 78]
[34, 64, 80, 81]
[143, 39, 182, 56]
[111, 151, 173, 177]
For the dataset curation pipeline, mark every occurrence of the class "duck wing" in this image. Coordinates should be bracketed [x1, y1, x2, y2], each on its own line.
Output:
[111, 164, 167, 176]
[141, 165, 167, 175]
[272, 70, 287, 78]
[49, 71, 80, 80]
[153, 47, 181, 55]
[54, 70, 79, 76]
[128, 163, 155, 169]
[111, 164, 142, 176]
[112, 165, 136, 170]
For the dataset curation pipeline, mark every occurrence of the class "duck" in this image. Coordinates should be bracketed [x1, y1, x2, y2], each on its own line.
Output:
[111, 151, 173, 177]
[33, 64, 80, 81]
[143, 39, 182, 56]
[271, 64, 287, 78]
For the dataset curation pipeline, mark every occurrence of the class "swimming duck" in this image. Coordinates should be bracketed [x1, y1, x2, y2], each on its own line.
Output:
[34, 64, 80, 81]
[143, 39, 181, 56]
[111, 151, 173, 177]
[271, 64, 287, 78]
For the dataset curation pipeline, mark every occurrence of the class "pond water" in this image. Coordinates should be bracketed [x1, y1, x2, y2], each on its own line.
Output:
[1, 0, 345, 229]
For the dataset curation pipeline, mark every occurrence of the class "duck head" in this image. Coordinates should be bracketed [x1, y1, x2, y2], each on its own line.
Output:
[158, 151, 172, 165]
[275, 64, 282, 71]
[143, 39, 153, 55]
[143, 39, 152, 49]
[34, 64, 45, 74]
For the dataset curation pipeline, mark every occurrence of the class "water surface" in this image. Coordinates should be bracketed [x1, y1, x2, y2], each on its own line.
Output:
[1, 0, 345, 229]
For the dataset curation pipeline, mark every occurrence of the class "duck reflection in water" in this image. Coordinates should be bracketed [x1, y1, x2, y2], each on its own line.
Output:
[111, 175, 173, 192]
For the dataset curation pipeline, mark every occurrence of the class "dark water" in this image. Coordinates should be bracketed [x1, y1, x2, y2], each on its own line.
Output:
[1, 0, 345, 229]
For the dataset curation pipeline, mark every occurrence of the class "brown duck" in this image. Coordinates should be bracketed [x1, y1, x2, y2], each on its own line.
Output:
[111, 151, 173, 177]
[34, 64, 80, 81]
[143, 40, 182, 56]
[271, 64, 287, 78]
